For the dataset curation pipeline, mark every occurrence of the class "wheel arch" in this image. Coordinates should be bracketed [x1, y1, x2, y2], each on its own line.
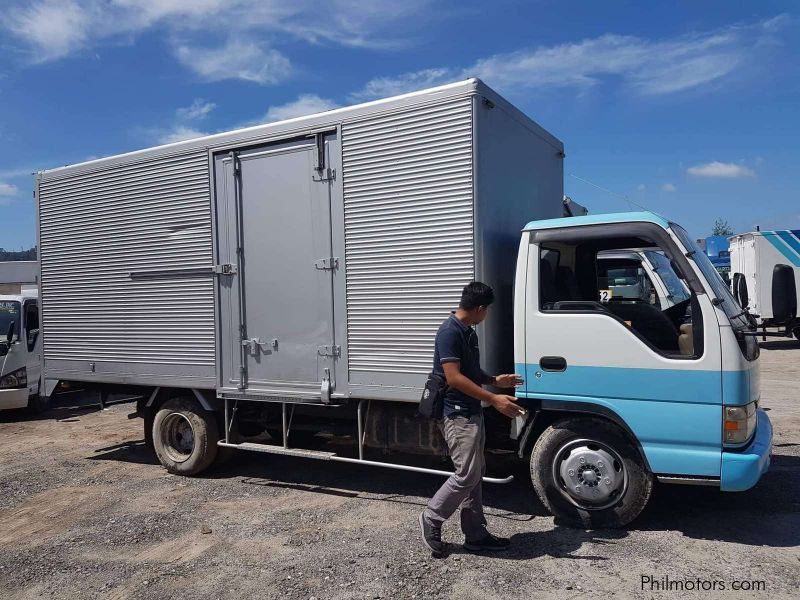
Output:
[517, 400, 653, 473]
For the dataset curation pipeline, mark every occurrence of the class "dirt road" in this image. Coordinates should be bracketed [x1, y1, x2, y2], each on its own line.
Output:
[1, 341, 798, 599]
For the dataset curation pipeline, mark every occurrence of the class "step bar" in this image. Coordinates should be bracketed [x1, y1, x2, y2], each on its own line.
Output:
[220, 398, 514, 485]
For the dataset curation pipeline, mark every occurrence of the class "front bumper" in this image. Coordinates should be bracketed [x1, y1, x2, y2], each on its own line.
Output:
[0, 388, 29, 411]
[720, 408, 773, 492]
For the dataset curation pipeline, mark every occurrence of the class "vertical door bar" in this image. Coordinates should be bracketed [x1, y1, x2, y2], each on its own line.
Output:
[231, 151, 248, 390]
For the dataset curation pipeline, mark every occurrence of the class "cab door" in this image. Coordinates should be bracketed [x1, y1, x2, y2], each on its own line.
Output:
[520, 222, 724, 477]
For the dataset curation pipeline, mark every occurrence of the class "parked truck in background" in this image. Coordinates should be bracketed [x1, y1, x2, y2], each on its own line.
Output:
[729, 230, 800, 339]
[703, 235, 731, 284]
[35, 80, 785, 528]
[0, 292, 43, 411]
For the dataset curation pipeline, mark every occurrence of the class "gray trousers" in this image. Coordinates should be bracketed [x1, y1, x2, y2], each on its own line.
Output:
[424, 412, 488, 542]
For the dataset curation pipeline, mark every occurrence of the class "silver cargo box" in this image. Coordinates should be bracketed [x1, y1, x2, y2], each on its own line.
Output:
[36, 78, 564, 403]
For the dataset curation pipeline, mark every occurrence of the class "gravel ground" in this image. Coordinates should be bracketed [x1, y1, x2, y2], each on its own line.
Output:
[1, 341, 798, 600]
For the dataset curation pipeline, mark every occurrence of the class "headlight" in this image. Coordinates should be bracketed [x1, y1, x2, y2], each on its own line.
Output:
[723, 402, 757, 446]
[0, 367, 27, 389]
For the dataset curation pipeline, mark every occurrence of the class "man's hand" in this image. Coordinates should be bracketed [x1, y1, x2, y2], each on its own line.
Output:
[494, 374, 524, 389]
[490, 394, 526, 418]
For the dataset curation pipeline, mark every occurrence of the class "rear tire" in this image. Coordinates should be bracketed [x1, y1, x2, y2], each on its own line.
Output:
[793, 326, 800, 341]
[530, 417, 653, 529]
[152, 397, 219, 475]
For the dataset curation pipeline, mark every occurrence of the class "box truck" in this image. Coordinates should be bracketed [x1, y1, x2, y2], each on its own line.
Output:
[36, 80, 781, 527]
[729, 230, 800, 339]
[0, 292, 43, 411]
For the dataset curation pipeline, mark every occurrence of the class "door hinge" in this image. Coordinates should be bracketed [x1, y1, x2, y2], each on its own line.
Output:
[230, 151, 241, 175]
[312, 167, 336, 182]
[212, 263, 238, 275]
[317, 345, 341, 358]
[314, 257, 339, 271]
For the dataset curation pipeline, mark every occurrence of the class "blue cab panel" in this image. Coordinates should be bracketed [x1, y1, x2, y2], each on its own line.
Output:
[515, 363, 723, 476]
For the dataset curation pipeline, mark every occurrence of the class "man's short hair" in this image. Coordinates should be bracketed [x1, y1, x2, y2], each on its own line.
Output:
[459, 281, 495, 310]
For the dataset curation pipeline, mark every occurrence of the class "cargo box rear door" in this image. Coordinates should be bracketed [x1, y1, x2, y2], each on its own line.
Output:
[214, 133, 339, 401]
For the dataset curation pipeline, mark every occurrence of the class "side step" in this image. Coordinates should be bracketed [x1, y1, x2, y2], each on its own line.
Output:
[217, 441, 514, 484]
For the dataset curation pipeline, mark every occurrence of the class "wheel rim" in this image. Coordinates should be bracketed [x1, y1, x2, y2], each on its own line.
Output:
[161, 412, 196, 463]
[551, 437, 628, 510]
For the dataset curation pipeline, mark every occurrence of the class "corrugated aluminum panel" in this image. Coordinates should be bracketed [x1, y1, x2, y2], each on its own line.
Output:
[38, 151, 215, 371]
[342, 99, 474, 375]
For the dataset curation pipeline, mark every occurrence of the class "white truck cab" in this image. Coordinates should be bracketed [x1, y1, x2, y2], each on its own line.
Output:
[0, 292, 42, 411]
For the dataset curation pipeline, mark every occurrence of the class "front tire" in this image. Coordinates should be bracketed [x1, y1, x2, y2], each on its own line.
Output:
[152, 397, 219, 475]
[530, 417, 653, 528]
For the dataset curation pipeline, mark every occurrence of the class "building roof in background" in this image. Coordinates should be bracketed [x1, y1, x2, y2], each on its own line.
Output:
[0, 261, 38, 284]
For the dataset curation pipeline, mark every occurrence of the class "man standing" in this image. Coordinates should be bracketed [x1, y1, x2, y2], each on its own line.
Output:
[420, 281, 525, 556]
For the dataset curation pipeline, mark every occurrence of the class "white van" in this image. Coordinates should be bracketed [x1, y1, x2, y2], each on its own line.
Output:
[0, 292, 43, 411]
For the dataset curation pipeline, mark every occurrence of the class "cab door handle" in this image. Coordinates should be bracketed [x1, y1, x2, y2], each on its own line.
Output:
[540, 356, 567, 372]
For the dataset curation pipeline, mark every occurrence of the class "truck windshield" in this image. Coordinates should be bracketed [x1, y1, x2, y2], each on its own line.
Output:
[0, 301, 21, 338]
[643, 250, 691, 303]
[670, 224, 747, 328]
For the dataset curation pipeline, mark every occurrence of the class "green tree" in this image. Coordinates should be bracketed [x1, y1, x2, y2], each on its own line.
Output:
[712, 218, 734, 236]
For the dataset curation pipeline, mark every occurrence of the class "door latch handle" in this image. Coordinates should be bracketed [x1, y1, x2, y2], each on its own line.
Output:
[242, 337, 272, 354]
[539, 356, 567, 372]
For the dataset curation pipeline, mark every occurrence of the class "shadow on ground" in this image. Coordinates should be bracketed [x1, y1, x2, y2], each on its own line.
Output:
[759, 339, 800, 351]
[88, 430, 800, 552]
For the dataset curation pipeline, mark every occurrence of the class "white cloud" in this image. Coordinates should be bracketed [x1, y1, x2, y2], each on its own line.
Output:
[1, 0, 92, 62]
[263, 94, 339, 122]
[1, 0, 430, 76]
[687, 161, 755, 178]
[661, 183, 677, 192]
[351, 68, 454, 100]
[176, 98, 216, 121]
[0, 182, 19, 197]
[175, 40, 291, 85]
[354, 16, 787, 100]
[157, 126, 208, 145]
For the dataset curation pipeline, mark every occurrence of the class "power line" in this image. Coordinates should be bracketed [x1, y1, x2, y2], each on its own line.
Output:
[569, 173, 651, 212]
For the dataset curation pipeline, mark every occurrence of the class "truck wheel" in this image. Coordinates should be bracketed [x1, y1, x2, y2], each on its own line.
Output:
[152, 397, 219, 475]
[794, 327, 800, 341]
[530, 417, 653, 529]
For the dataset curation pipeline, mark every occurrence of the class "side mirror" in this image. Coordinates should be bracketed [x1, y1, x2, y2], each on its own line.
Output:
[772, 264, 797, 325]
[6, 321, 14, 345]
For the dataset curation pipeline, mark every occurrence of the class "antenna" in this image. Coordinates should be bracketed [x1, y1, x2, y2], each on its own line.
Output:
[569, 173, 651, 212]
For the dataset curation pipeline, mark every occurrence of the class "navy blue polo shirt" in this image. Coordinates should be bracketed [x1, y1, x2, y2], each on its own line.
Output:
[432, 314, 484, 417]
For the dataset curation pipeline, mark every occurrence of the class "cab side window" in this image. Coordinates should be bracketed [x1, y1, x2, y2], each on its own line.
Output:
[24, 302, 39, 352]
[538, 234, 703, 359]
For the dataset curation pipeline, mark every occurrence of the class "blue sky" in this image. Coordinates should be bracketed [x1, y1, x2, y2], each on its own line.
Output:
[1, 1, 798, 249]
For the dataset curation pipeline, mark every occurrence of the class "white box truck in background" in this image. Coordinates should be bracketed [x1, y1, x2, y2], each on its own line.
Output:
[729, 230, 800, 339]
[0, 292, 43, 411]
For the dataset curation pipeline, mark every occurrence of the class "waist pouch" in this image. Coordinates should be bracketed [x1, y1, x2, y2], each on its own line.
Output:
[418, 372, 448, 419]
